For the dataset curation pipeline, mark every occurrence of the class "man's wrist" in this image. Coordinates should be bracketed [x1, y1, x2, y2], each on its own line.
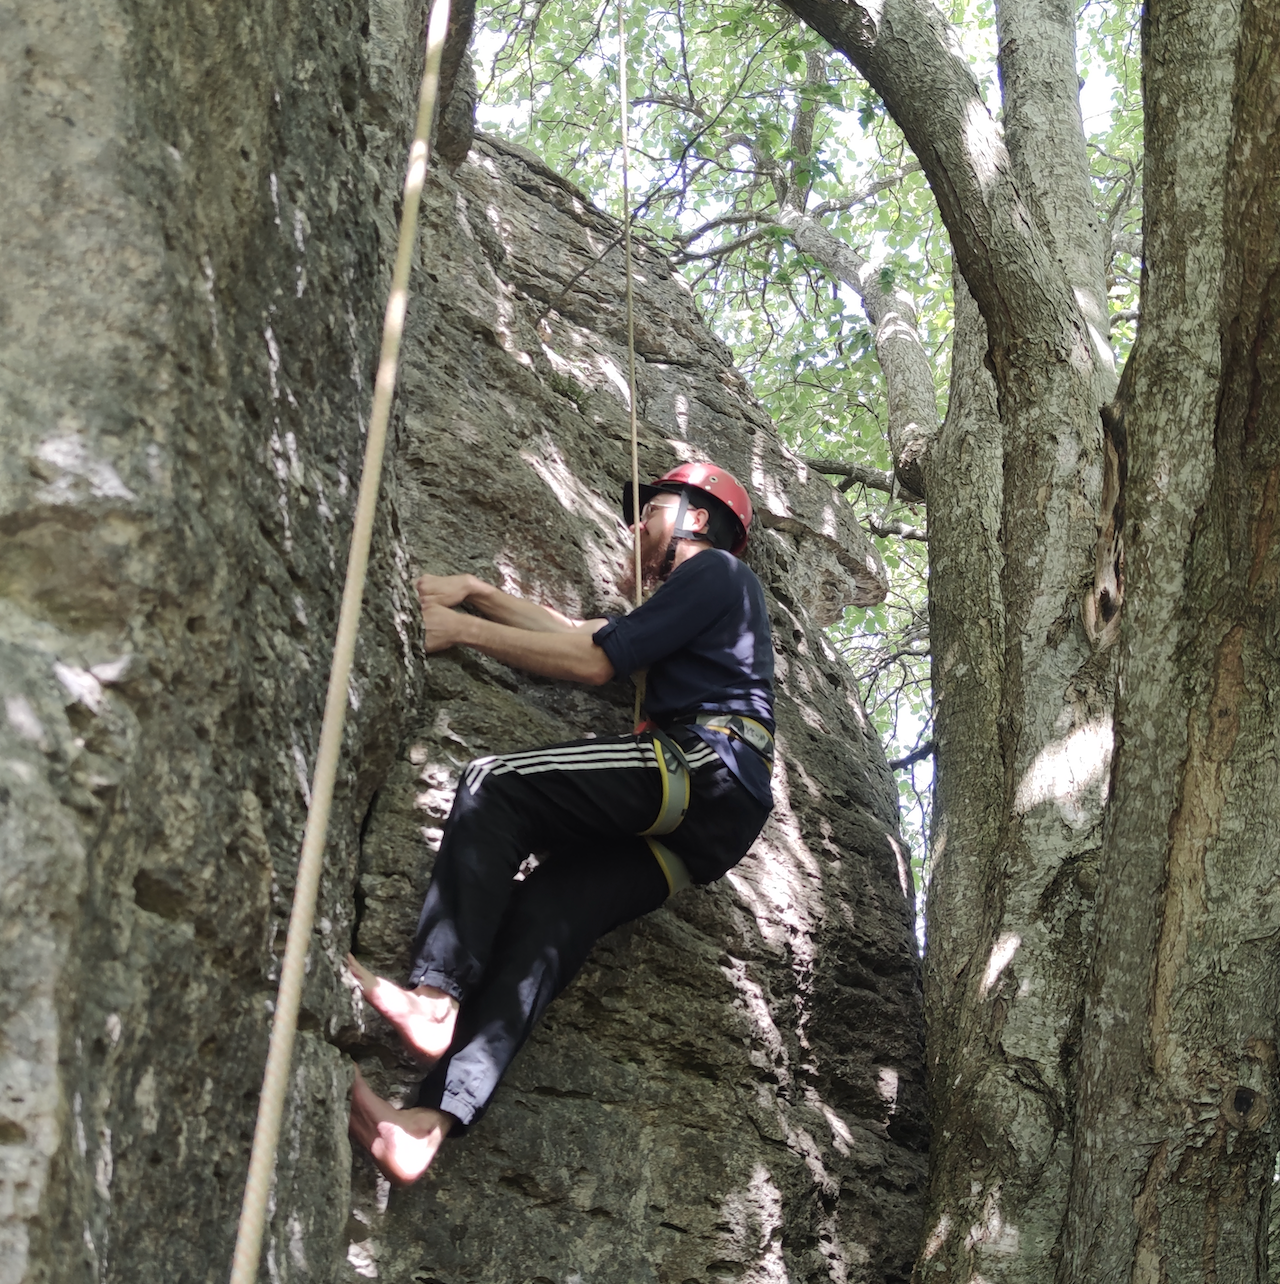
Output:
[453, 610, 481, 649]
[464, 576, 496, 609]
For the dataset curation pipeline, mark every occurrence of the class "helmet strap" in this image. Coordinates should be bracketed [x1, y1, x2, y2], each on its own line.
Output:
[670, 490, 713, 543]
[658, 489, 712, 579]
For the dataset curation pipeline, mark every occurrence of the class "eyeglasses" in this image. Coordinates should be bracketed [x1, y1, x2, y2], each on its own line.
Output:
[638, 499, 681, 523]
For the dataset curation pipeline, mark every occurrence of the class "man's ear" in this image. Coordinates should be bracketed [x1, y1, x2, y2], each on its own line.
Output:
[684, 506, 711, 534]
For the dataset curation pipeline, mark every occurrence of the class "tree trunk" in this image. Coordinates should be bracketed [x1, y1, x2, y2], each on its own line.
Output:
[1062, 0, 1280, 1277]
[776, 0, 1280, 1275]
[776, 0, 1114, 1276]
[919, 270, 1009, 1273]
[996, 0, 1114, 394]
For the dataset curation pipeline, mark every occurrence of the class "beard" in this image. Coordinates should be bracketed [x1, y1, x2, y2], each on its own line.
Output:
[618, 529, 675, 601]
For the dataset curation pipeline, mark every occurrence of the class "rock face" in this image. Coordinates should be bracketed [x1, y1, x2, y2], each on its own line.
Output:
[1, 5, 924, 1283]
[3, 4, 427, 1280]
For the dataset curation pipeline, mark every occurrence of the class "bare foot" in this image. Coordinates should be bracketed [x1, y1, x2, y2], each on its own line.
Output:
[349, 1067, 453, 1185]
[347, 953, 459, 1062]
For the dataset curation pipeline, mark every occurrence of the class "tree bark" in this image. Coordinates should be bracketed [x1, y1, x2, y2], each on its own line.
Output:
[996, 0, 1114, 396]
[1062, 0, 1280, 1278]
[774, 0, 1114, 1278]
[919, 271, 1009, 1277]
[773, 0, 1280, 1277]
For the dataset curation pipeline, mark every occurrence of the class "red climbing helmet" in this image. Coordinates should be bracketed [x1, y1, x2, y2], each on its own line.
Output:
[621, 461, 753, 556]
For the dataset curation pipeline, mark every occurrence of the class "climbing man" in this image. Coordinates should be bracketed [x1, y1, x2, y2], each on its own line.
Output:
[347, 462, 776, 1183]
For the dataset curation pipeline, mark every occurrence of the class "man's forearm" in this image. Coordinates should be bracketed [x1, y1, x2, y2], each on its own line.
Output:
[465, 579, 585, 633]
[453, 613, 614, 684]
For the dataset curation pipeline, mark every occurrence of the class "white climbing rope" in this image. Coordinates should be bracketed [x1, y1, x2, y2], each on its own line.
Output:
[617, 1, 649, 729]
[618, 1, 642, 614]
[227, 0, 452, 1278]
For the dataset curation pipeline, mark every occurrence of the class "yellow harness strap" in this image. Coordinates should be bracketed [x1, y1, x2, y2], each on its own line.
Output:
[635, 718, 775, 897]
[694, 712, 775, 771]
[638, 731, 692, 837]
[646, 837, 693, 896]
[634, 730, 693, 897]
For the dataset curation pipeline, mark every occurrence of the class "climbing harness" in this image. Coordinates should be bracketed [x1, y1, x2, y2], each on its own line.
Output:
[227, 0, 452, 1280]
[636, 715, 774, 838]
[694, 712, 775, 767]
[639, 729, 694, 836]
[634, 713, 775, 897]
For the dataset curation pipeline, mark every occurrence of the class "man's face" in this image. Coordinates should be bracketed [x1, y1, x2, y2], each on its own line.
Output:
[621, 494, 708, 595]
[635, 496, 681, 559]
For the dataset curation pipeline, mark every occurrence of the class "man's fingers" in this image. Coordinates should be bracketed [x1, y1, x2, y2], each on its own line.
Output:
[415, 573, 471, 610]
[421, 603, 460, 654]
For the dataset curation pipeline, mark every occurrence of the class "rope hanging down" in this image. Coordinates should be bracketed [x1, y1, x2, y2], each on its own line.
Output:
[617, 2, 648, 729]
[227, 0, 452, 1278]
[618, 1, 641, 614]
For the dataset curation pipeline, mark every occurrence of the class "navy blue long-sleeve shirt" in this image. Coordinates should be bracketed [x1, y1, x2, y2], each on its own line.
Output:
[593, 549, 775, 808]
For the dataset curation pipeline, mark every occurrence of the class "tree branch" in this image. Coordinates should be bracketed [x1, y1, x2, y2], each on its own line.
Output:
[807, 163, 922, 218]
[678, 196, 938, 499]
[776, 0, 1091, 363]
[888, 740, 935, 770]
[774, 204, 936, 500]
[803, 457, 896, 494]
[632, 92, 706, 118]
[676, 165, 922, 249]
[671, 225, 774, 264]
[865, 516, 928, 541]
[785, 51, 827, 211]
[675, 209, 775, 245]
[1110, 231, 1142, 261]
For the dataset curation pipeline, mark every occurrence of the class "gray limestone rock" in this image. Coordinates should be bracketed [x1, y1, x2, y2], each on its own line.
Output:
[1, 6, 923, 1283]
[344, 134, 922, 1284]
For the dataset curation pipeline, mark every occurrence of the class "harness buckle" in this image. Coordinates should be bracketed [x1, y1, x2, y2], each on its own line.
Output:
[693, 712, 775, 771]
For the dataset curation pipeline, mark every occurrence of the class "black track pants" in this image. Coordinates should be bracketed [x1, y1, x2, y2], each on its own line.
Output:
[408, 730, 770, 1129]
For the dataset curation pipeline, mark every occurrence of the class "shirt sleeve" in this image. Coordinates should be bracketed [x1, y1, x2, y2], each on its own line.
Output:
[592, 552, 736, 676]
